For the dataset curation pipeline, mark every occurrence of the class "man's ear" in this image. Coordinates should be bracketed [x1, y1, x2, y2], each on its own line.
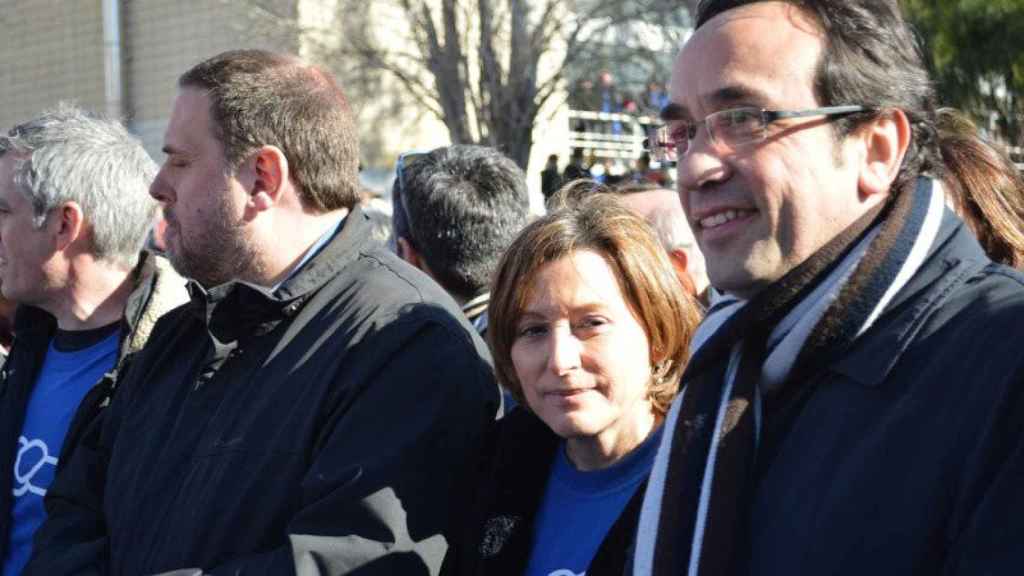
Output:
[857, 108, 911, 198]
[668, 248, 697, 297]
[52, 202, 86, 252]
[396, 237, 440, 283]
[396, 236, 424, 269]
[248, 145, 289, 212]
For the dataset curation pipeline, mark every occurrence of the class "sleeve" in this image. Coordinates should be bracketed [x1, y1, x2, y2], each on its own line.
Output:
[942, 362, 1024, 574]
[205, 317, 499, 576]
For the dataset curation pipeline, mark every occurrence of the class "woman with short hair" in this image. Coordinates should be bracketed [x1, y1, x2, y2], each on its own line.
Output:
[477, 193, 703, 576]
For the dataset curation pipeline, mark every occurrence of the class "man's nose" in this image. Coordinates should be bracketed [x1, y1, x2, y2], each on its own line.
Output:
[149, 168, 174, 204]
[676, 128, 731, 194]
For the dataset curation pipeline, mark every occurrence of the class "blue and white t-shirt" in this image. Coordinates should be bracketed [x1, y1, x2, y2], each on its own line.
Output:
[2, 324, 120, 575]
[524, 426, 663, 576]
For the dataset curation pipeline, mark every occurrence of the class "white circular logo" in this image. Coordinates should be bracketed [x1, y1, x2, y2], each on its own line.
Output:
[12, 436, 58, 497]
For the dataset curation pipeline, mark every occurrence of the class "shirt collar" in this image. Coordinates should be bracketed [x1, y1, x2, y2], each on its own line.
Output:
[272, 215, 346, 293]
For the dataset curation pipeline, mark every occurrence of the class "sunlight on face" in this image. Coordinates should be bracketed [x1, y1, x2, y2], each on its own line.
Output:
[510, 250, 656, 451]
[671, 3, 865, 297]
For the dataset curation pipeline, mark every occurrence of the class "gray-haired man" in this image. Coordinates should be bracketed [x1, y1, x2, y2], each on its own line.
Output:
[0, 104, 186, 573]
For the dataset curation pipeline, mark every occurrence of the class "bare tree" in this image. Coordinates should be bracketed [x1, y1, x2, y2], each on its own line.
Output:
[238, 0, 692, 169]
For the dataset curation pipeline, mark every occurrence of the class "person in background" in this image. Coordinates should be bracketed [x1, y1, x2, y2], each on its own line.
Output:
[547, 179, 710, 305]
[477, 194, 702, 576]
[599, 71, 624, 135]
[563, 147, 590, 184]
[0, 105, 187, 575]
[570, 78, 598, 113]
[27, 50, 498, 576]
[540, 154, 562, 200]
[614, 182, 710, 304]
[632, 153, 669, 186]
[642, 82, 669, 116]
[392, 145, 530, 334]
[634, 1, 1024, 574]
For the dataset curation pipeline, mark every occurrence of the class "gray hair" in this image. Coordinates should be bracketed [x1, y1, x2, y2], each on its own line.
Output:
[0, 104, 157, 268]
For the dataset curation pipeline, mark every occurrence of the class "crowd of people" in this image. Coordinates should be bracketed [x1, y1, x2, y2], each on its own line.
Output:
[569, 71, 669, 119]
[540, 150, 671, 199]
[1, 0, 1023, 575]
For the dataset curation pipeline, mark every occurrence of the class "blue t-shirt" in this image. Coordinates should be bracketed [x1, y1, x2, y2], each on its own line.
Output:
[524, 426, 663, 576]
[2, 327, 120, 575]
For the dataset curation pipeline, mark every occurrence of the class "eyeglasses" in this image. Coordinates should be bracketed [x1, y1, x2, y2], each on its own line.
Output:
[392, 151, 429, 249]
[644, 105, 870, 162]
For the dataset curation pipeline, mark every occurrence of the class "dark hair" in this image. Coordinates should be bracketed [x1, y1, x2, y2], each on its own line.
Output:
[179, 49, 360, 211]
[937, 109, 1024, 269]
[488, 194, 702, 415]
[696, 0, 939, 197]
[696, 0, 1024, 257]
[393, 145, 530, 301]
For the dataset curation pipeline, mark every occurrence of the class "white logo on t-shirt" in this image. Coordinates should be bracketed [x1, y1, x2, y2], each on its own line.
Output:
[12, 436, 57, 497]
[548, 570, 585, 576]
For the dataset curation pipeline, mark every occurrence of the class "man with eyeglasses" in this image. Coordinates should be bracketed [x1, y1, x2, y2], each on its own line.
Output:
[26, 50, 499, 576]
[635, 1, 1024, 575]
[391, 146, 530, 335]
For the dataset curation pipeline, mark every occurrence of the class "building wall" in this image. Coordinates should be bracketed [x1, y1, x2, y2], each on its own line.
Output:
[0, 0, 567, 209]
[0, 0, 298, 159]
[124, 0, 298, 158]
[0, 0, 106, 129]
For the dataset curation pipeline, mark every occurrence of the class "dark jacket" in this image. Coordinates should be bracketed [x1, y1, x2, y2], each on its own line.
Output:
[540, 168, 562, 199]
[0, 252, 187, 562]
[26, 208, 500, 576]
[563, 163, 590, 184]
[476, 408, 644, 576]
[746, 212, 1024, 575]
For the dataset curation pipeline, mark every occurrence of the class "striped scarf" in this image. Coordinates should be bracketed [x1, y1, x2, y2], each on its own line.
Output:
[633, 178, 947, 576]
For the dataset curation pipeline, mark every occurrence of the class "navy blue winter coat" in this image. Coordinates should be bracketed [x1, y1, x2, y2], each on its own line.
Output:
[746, 212, 1024, 574]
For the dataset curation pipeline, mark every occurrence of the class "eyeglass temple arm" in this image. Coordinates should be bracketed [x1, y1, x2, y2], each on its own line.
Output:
[766, 105, 870, 121]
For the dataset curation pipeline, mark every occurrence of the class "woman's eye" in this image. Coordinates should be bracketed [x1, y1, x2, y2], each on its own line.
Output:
[575, 317, 608, 331]
[516, 325, 547, 338]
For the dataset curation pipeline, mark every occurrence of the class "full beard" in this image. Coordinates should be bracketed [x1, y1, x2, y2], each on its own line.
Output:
[165, 199, 261, 288]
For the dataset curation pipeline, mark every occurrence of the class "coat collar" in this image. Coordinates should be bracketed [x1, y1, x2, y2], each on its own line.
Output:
[187, 206, 371, 345]
[120, 251, 188, 360]
[829, 209, 991, 388]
